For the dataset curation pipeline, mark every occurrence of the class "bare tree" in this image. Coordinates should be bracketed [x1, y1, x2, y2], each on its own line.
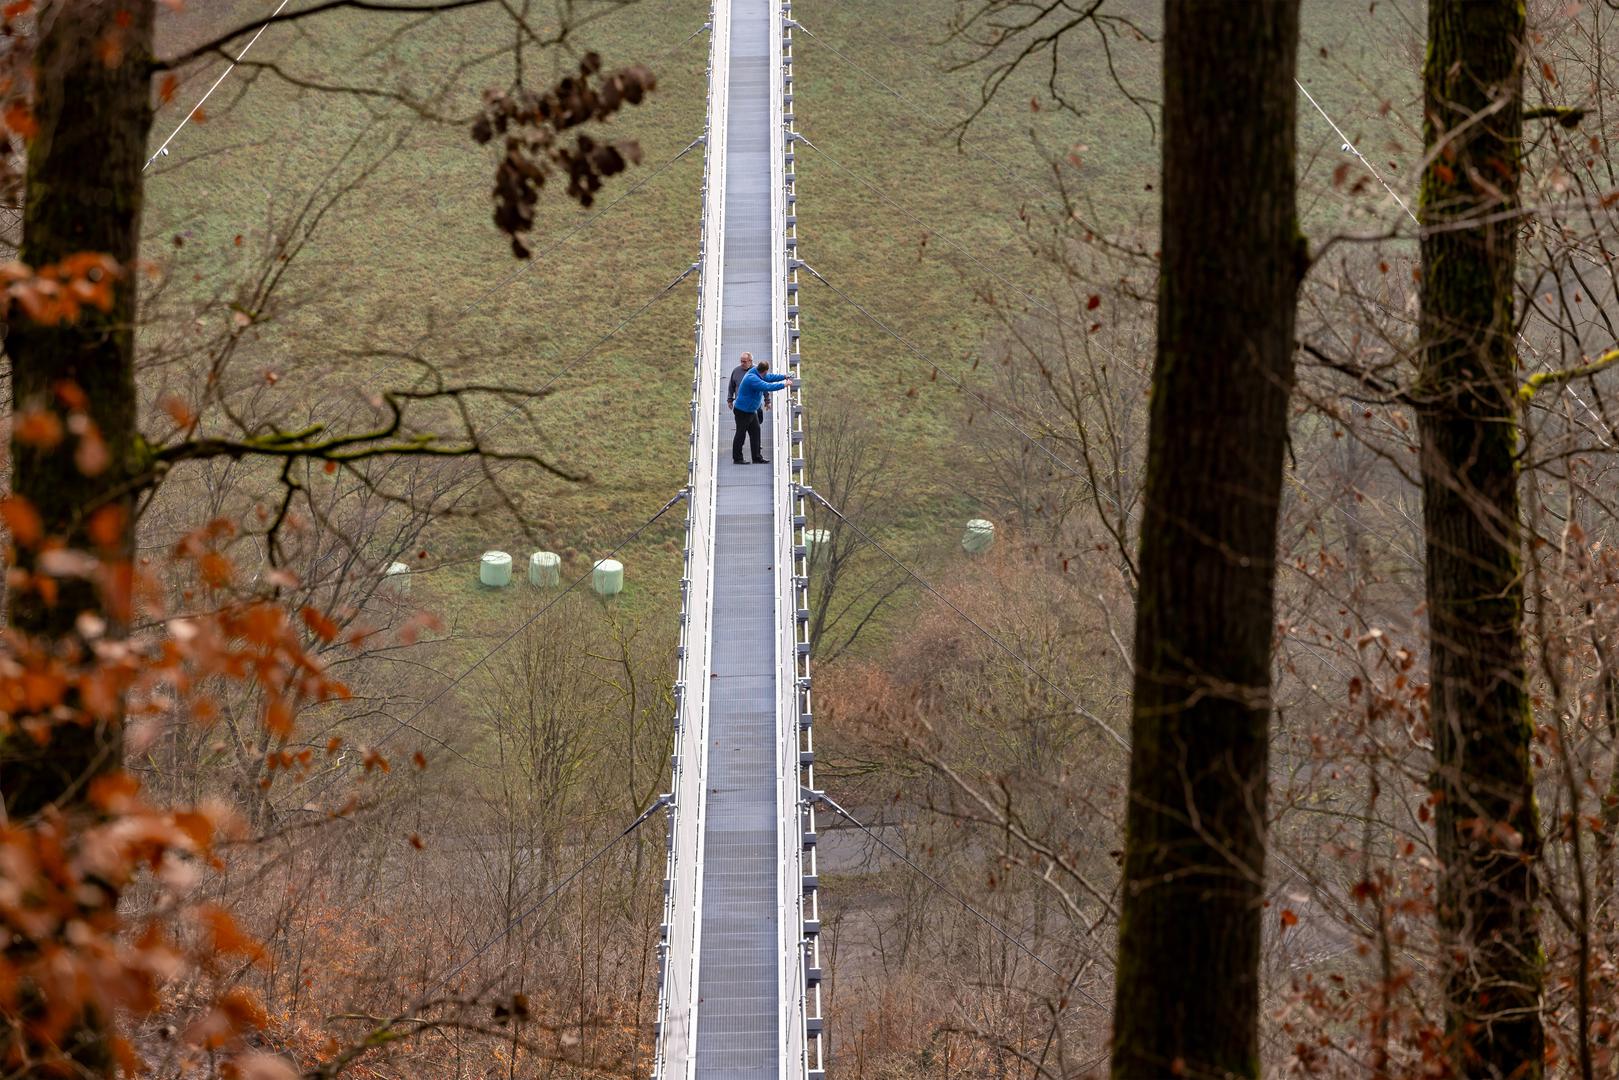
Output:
[1418, 5, 1544, 1075]
[1109, 4, 1302, 1075]
[804, 393, 907, 663]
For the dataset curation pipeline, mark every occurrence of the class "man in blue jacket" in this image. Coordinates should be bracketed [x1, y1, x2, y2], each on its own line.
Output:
[732, 359, 790, 464]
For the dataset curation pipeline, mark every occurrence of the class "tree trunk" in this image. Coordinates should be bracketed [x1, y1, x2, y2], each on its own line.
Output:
[1, 2, 152, 1074]
[1418, 4, 1543, 1076]
[2, 0, 152, 816]
[1110, 2, 1300, 1077]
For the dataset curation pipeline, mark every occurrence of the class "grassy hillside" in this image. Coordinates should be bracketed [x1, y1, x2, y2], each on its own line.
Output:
[142, 0, 1424, 661]
[130, 1, 1448, 1068]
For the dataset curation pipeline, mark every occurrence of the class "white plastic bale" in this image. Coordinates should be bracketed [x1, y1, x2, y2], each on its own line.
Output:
[962, 518, 996, 554]
[593, 558, 624, 597]
[804, 528, 830, 559]
[480, 550, 513, 587]
[529, 550, 562, 587]
[383, 561, 411, 594]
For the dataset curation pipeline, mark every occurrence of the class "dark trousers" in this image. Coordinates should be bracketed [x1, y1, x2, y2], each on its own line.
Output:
[732, 406, 762, 462]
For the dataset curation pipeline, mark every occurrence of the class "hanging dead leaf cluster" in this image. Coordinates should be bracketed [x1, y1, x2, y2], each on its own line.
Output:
[472, 52, 656, 257]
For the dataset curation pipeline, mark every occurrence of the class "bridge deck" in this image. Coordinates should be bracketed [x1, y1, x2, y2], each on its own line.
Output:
[694, 3, 780, 1075]
[655, 1, 819, 1075]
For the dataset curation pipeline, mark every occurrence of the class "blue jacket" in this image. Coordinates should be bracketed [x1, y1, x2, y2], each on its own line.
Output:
[733, 369, 787, 413]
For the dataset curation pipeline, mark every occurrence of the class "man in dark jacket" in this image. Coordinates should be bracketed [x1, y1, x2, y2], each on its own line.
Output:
[731, 351, 773, 422]
[732, 360, 790, 464]
[726, 351, 754, 410]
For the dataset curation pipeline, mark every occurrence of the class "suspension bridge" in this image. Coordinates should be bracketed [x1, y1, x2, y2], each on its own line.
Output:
[652, 1, 822, 1075]
[137, 1, 1482, 1076]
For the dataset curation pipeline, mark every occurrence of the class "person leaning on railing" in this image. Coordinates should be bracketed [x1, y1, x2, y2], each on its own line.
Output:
[726, 352, 774, 421]
[732, 359, 791, 465]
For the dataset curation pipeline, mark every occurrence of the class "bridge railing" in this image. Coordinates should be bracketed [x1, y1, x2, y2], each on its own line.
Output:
[651, 1, 729, 1075]
[773, 3, 823, 1077]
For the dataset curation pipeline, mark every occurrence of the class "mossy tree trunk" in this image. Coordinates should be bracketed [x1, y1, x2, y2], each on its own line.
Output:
[1418, 3, 1543, 1076]
[3, 0, 152, 815]
[1, 2, 153, 1074]
[1110, 2, 1300, 1076]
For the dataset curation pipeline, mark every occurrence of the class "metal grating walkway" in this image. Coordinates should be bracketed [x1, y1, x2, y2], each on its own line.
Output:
[654, 1, 821, 1076]
[694, 3, 778, 1073]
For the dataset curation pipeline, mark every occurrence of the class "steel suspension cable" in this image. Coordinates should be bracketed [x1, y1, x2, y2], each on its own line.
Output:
[146, 0, 296, 171]
[805, 488, 1400, 965]
[799, 263, 1085, 483]
[801, 487, 1127, 749]
[282, 488, 688, 804]
[799, 261, 1145, 537]
[806, 789, 1108, 1011]
[797, 134, 1088, 343]
[1297, 78, 1612, 442]
[274, 260, 696, 545]
[429, 138, 702, 342]
[1294, 79, 1417, 225]
[374, 488, 686, 751]
[793, 10, 1435, 979]
[791, 22, 1051, 205]
[529, 262, 698, 400]
[433, 794, 669, 992]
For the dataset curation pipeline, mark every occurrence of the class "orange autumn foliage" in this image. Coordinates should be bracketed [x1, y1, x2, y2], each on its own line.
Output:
[0, 486, 386, 1076]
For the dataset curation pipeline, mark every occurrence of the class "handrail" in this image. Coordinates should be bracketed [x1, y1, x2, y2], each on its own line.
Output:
[650, 1, 728, 1076]
[772, 2, 821, 1076]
